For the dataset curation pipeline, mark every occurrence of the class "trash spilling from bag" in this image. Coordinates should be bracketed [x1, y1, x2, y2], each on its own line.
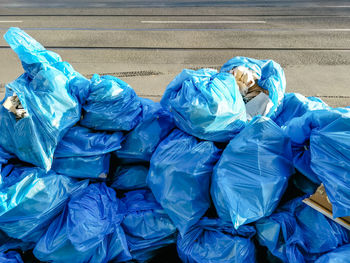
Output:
[0, 27, 349, 262]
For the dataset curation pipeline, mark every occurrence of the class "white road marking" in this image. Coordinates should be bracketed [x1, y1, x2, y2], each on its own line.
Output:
[0, 21, 22, 23]
[141, 20, 266, 24]
[323, 6, 350, 8]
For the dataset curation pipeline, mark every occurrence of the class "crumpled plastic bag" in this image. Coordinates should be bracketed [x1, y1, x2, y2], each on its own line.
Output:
[315, 244, 350, 263]
[273, 93, 328, 188]
[284, 108, 350, 217]
[0, 166, 88, 244]
[309, 112, 350, 218]
[52, 126, 124, 179]
[161, 68, 246, 142]
[111, 165, 148, 191]
[148, 129, 221, 235]
[0, 70, 80, 171]
[221, 56, 286, 119]
[116, 98, 174, 163]
[34, 183, 131, 263]
[0, 251, 23, 263]
[274, 93, 329, 127]
[121, 190, 177, 262]
[284, 109, 348, 183]
[211, 117, 293, 229]
[177, 217, 256, 263]
[81, 74, 142, 132]
[256, 197, 350, 263]
[0, 28, 83, 171]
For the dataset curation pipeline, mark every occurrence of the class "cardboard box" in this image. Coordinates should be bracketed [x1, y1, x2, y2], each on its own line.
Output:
[303, 184, 350, 231]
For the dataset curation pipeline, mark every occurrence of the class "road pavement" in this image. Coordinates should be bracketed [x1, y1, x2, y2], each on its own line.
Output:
[0, 0, 349, 107]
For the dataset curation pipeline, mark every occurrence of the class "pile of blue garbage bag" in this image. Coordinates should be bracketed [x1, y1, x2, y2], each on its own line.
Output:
[0, 27, 349, 263]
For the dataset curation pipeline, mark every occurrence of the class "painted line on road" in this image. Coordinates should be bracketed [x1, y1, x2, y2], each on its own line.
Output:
[0, 20, 22, 23]
[324, 6, 350, 8]
[141, 20, 266, 24]
[1, 27, 350, 32]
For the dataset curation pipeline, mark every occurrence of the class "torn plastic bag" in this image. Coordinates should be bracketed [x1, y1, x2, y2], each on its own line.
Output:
[315, 244, 350, 263]
[0, 68, 80, 171]
[284, 108, 350, 216]
[148, 129, 221, 235]
[34, 183, 131, 263]
[116, 98, 174, 163]
[211, 117, 293, 229]
[0, 251, 23, 263]
[0, 166, 88, 244]
[52, 126, 124, 179]
[274, 93, 329, 127]
[121, 190, 177, 262]
[161, 68, 246, 142]
[4, 27, 89, 104]
[256, 197, 350, 263]
[177, 218, 256, 263]
[81, 74, 142, 132]
[111, 165, 148, 190]
[221, 56, 285, 119]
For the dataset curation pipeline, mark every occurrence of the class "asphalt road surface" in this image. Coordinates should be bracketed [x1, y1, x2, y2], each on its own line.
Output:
[0, 0, 350, 107]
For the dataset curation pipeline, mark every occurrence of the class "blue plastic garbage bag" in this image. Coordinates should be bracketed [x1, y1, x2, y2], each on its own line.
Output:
[221, 56, 286, 118]
[52, 126, 124, 179]
[121, 190, 177, 262]
[256, 197, 350, 263]
[285, 108, 350, 216]
[161, 68, 246, 142]
[315, 244, 350, 263]
[0, 42, 81, 171]
[4, 27, 89, 104]
[0, 251, 23, 263]
[310, 113, 350, 218]
[148, 129, 221, 235]
[111, 165, 148, 190]
[0, 69, 80, 171]
[273, 94, 329, 182]
[0, 166, 88, 244]
[274, 93, 329, 127]
[211, 117, 293, 229]
[116, 98, 174, 163]
[34, 183, 131, 263]
[284, 109, 349, 180]
[177, 217, 256, 263]
[81, 74, 142, 131]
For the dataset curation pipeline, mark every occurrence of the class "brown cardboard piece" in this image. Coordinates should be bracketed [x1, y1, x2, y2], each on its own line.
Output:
[303, 184, 350, 231]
